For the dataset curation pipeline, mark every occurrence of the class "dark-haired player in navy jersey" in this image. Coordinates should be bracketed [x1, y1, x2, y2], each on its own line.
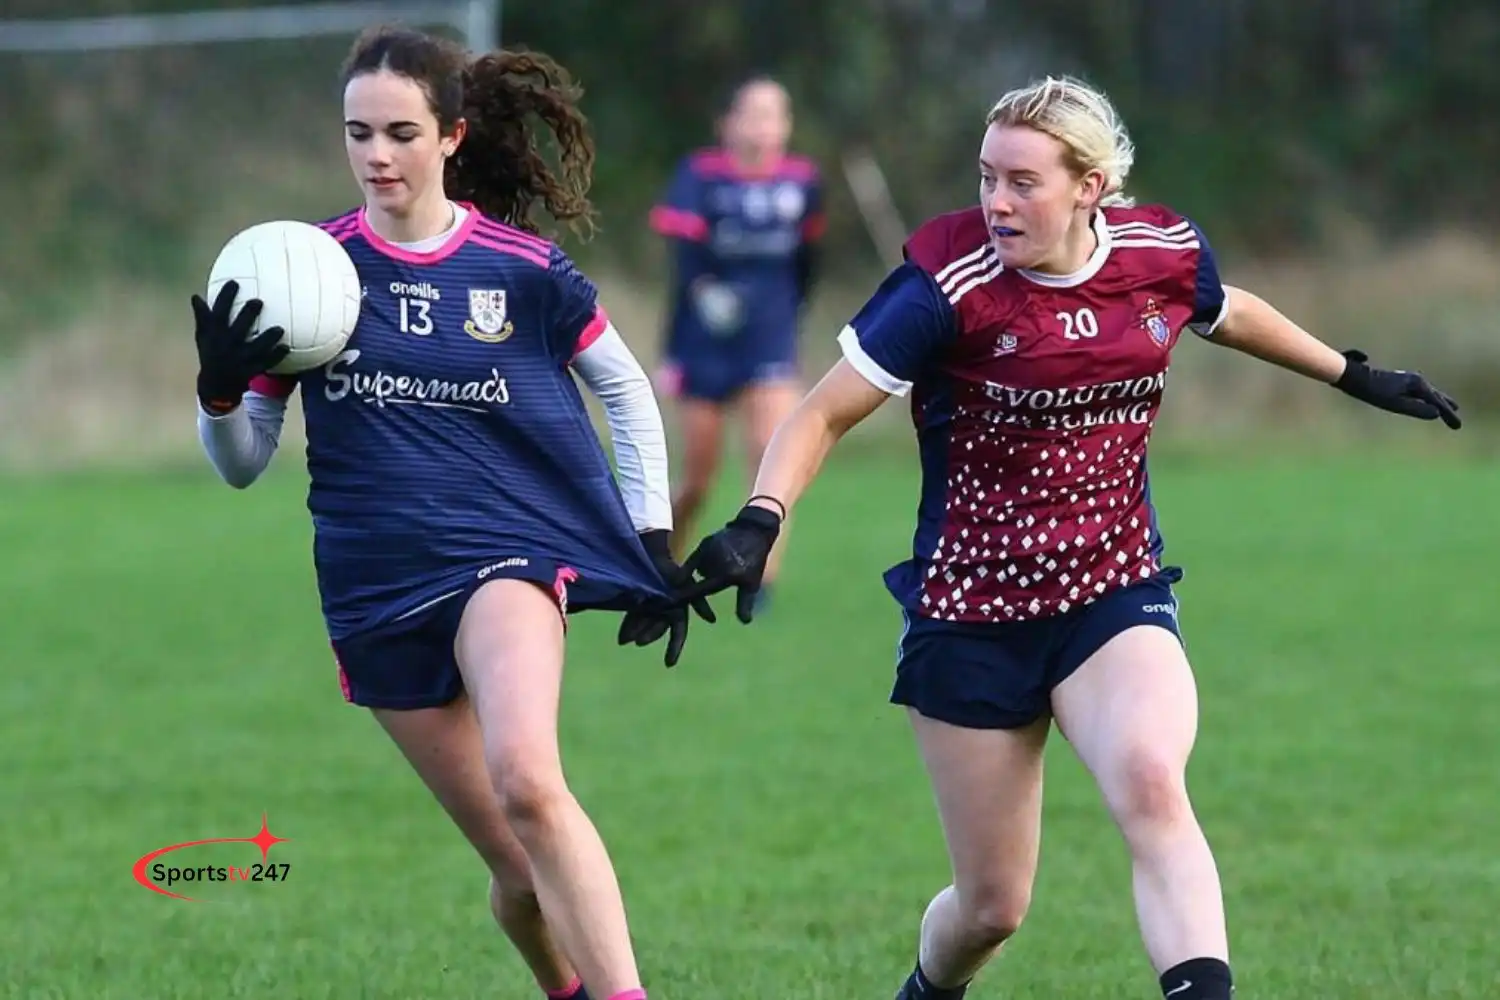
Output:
[650, 76, 825, 610]
[191, 25, 706, 1000]
[676, 76, 1460, 1000]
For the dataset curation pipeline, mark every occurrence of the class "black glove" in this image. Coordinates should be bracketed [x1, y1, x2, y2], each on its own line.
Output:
[192, 280, 289, 413]
[617, 529, 717, 668]
[1333, 349, 1461, 429]
[680, 503, 783, 624]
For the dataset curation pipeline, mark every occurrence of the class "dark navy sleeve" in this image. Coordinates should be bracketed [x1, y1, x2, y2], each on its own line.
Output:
[801, 174, 827, 243]
[793, 174, 823, 301]
[648, 159, 709, 243]
[1185, 219, 1229, 337]
[835, 262, 959, 396]
[547, 249, 609, 363]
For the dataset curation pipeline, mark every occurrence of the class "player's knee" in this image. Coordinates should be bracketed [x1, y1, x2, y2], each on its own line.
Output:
[958, 883, 1032, 946]
[490, 762, 571, 838]
[1112, 748, 1191, 833]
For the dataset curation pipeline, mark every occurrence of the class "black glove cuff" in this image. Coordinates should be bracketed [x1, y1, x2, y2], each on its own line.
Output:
[197, 370, 247, 412]
[1332, 349, 1371, 394]
[732, 504, 783, 536]
[639, 528, 673, 563]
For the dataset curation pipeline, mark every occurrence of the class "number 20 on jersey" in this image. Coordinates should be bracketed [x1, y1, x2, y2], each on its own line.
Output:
[1057, 307, 1099, 340]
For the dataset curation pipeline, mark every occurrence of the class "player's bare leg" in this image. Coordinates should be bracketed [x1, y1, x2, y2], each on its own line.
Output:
[896, 711, 1049, 998]
[1051, 625, 1234, 999]
[669, 397, 725, 560]
[457, 578, 645, 999]
[372, 696, 586, 998]
[739, 379, 802, 593]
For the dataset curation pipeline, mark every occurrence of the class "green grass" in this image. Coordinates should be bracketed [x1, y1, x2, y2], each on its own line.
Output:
[1, 453, 1497, 999]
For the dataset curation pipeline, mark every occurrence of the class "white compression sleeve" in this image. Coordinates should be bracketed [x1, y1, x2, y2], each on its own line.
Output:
[197, 391, 288, 488]
[569, 323, 673, 533]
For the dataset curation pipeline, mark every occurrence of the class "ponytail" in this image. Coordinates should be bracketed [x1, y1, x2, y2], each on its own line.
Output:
[449, 49, 599, 241]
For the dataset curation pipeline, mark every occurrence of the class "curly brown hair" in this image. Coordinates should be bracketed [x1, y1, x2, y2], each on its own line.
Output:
[340, 25, 598, 241]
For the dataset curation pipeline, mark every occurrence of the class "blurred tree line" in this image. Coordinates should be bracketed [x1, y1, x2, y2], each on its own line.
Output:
[2, 0, 1497, 332]
[520, 0, 1497, 259]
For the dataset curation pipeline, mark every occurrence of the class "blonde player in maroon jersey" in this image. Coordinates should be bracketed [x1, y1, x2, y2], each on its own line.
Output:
[675, 77, 1460, 1000]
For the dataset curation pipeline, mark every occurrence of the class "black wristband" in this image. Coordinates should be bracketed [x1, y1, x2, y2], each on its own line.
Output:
[745, 494, 787, 522]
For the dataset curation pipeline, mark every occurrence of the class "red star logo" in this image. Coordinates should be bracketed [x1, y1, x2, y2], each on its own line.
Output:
[249, 813, 291, 862]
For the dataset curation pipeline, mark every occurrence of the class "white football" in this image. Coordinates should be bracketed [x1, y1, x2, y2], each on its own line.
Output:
[206, 220, 362, 375]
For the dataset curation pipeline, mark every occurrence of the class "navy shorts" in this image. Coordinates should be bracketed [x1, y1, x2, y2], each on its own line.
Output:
[890, 568, 1186, 730]
[657, 352, 799, 404]
[329, 557, 575, 711]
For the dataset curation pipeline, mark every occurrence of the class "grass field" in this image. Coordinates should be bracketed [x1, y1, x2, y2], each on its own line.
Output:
[1, 451, 1496, 999]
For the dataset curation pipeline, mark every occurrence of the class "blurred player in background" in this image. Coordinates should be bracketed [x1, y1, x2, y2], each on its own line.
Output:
[192, 25, 709, 1000]
[675, 77, 1460, 1000]
[649, 76, 825, 610]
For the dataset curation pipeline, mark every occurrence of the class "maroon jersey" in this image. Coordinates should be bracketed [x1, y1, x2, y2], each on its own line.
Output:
[837, 204, 1227, 623]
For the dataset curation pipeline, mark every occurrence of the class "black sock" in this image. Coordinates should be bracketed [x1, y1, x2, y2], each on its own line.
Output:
[1159, 957, 1233, 999]
[897, 960, 968, 1000]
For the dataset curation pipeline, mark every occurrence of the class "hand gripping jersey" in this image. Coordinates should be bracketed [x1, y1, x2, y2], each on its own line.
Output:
[838, 205, 1228, 624]
[246, 206, 668, 640]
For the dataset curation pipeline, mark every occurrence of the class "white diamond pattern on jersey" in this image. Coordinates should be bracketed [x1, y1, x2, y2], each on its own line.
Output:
[920, 410, 1160, 623]
[893, 202, 1211, 625]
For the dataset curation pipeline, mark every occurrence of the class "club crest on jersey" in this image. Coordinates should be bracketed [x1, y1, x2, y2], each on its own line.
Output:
[993, 333, 1019, 357]
[465, 289, 514, 343]
[1140, 298, 1171, 347]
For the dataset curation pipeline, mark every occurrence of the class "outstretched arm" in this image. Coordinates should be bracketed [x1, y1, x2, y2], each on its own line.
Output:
[747, 255, 960, 518]
[1210, 285, 1347, 382]
[1208, 284, 1461, 428]
[678, 262, 958, 620]
[674, 359, 888, 623]
[742, 360, 888, 518]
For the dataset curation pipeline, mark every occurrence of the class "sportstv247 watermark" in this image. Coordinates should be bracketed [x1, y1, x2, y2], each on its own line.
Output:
[132, 813, 291, 902]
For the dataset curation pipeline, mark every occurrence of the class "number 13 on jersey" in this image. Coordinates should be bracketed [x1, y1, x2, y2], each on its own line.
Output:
[400, 296, 434, 336]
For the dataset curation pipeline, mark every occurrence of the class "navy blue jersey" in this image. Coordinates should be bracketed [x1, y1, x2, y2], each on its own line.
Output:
[250, 206, 669, 640]
[650, 149, 824, 362]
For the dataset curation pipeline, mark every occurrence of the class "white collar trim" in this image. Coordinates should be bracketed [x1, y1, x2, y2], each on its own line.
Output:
[1016, 211, 1111, 288]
